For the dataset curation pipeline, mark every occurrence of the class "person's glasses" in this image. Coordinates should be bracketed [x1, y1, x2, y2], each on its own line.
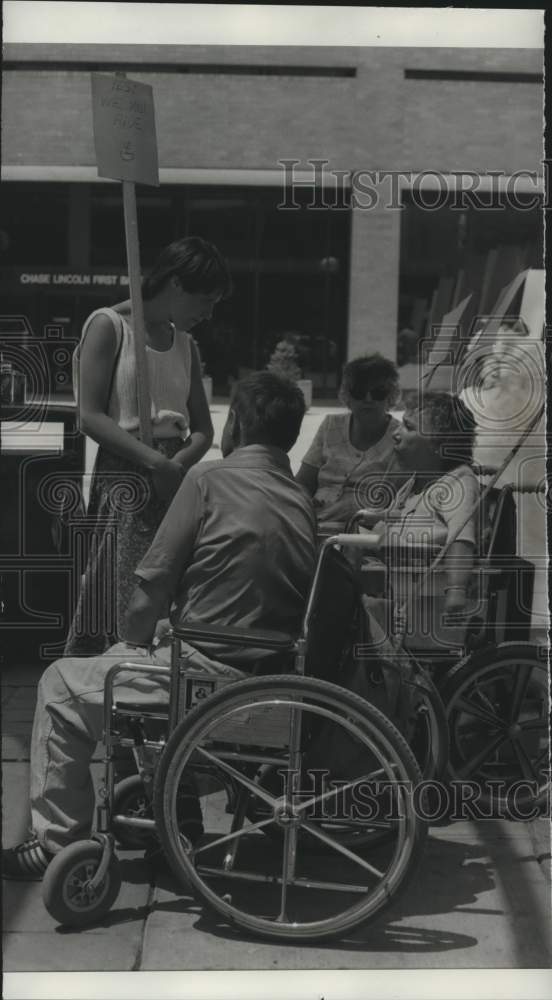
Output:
[350, 384, 392, 402]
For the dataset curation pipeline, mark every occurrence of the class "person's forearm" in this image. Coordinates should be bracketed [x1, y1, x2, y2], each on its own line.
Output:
[173, 429, 213, 471]
[123, 580, 167, 646]
[443, 541, 474, 592]
[80, 411, 163, 471]
[295, 463, 319, 497]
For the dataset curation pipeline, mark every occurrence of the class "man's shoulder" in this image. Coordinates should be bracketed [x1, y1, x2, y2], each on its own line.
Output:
[188, 457, 225, 478]
[187, 454, 299, 488]
[183, 458, 225, 488]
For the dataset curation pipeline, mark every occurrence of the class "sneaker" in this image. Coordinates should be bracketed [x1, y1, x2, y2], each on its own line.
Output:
[2, 836, 54, 881]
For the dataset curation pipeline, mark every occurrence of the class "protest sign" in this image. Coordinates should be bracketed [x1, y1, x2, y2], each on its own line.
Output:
[91, 74, 159, 187]
[91, 73, 159, 445]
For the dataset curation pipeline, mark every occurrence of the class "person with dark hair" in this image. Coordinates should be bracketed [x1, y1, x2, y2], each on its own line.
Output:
[3, 373, 316, 879]
[296, 353, 405, 531]
[65, 237, 231, 656]
[229, 370, 306, 452]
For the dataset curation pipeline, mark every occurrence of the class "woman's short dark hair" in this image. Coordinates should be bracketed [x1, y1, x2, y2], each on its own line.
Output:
[142, 236, 232, 300]
[230, 372, 305, 452]
[340, 354, 400, 407]
[407, 391, 477, 469]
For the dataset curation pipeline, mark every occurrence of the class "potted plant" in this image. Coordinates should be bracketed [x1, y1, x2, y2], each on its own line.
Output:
[267, 337, 312, 409]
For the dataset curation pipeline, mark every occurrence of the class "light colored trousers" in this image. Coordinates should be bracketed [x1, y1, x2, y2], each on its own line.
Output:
[31, 641, 244, 853]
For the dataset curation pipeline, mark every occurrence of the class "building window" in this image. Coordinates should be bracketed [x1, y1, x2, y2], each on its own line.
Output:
[0, 183, 69, 267]
[1, 180, 351, 398]
[397, 188, 543, 366]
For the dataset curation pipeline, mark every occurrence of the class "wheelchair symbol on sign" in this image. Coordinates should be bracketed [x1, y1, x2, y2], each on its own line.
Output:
[188, 680, 216, 708]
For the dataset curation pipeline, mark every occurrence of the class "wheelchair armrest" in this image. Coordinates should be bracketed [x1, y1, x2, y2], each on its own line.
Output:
[380, 541, 443, 560]
[171, 621, 297, 651]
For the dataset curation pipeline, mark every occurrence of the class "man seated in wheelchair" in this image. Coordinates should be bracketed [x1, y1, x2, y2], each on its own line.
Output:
[2, 372, 317, 880]
[358, 390, 480, 661]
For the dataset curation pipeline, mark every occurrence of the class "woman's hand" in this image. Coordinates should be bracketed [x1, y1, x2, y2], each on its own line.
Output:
[151, 456, 184, 503]
[444, 585, 468, 613]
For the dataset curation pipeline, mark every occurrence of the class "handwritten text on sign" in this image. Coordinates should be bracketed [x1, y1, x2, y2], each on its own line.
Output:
[91, 74, 159, 186]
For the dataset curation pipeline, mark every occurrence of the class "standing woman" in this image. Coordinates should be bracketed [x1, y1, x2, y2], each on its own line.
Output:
[64, 237, 230, 655]
[296, 354, 404, 531]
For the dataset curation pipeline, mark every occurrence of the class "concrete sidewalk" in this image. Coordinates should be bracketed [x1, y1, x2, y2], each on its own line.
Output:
[2, 660, 551, 973]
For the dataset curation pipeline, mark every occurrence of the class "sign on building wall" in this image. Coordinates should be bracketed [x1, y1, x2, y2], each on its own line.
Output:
[91, 74, 159, 187]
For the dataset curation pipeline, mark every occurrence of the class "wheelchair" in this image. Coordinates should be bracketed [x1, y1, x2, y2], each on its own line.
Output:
[346, 475, 550, 816]
[41, 537, 427, 941]
[39, 477, 548, 937]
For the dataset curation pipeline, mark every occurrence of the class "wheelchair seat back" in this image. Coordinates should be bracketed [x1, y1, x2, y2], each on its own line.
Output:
[304, 544, 360, 682]
[478, 485, 517, 558]
[476, 485, 533, 642]
[398, 483, 523, 655]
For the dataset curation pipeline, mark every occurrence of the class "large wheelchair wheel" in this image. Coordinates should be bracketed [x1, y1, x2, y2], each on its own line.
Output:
[153, 675, 426, 944]
[442, 643, 550, 814]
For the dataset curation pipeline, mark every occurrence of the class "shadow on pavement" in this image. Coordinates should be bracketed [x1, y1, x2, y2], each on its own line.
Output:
[90, 834, 491, 954]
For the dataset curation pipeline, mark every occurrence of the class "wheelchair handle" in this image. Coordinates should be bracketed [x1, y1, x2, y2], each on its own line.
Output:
[328, 532, 382, 548]
[475, 467, 546, 494]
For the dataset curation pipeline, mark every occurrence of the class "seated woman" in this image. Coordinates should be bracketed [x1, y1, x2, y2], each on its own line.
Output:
[339, 392, 480, 749]
[296, 354, 405, 532]
[360, 391, 480, 659]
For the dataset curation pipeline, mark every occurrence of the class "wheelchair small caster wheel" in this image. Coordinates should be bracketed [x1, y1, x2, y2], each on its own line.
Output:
[113, 775, 157, 850]
[42, 839, 121, 927]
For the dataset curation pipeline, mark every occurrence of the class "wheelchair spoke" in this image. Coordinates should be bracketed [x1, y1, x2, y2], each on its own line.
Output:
[455, 695, 505, 730]
[277, 824, 298, 923]
[195, 747, 278, 809]
[197, 866, 376, 894]
[509, 664, 534, 725]
[295, 767, 399, 817]
[519, 719, 549, 733]
[192, 815, 276, 857]
[531, 748, 551, 780]
[297, 818, 385, 879]
[456, 732, 508, 779]
[510, 737, 542, 784]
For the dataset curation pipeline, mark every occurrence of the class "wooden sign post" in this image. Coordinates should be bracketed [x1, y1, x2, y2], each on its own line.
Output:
[91, 73, 160, 446]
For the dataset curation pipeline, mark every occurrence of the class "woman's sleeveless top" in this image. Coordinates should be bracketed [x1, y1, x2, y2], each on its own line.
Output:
[73, 306, 193, 440]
